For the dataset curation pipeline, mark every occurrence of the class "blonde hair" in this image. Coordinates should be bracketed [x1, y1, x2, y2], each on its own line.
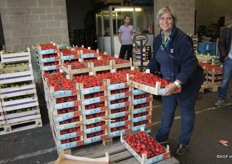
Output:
[156, 6, 177, 25]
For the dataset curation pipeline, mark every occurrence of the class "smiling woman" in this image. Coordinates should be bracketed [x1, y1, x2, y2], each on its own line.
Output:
[147, 6, 205, 156]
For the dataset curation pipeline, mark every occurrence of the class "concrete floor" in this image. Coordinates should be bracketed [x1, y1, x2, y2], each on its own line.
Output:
[0, 80, 232, 164]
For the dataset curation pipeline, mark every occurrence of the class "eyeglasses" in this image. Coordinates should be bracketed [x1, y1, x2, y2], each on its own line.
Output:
[159, 17, 173, 22]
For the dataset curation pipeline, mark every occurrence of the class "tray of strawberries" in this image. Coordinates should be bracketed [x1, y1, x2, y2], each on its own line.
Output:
[120, 128, 171, 164]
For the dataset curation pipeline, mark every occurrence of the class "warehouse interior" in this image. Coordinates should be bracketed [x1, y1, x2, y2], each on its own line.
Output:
[0, 0, 232, 164]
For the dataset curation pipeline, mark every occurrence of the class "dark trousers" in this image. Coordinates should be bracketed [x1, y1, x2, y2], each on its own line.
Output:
[119, 45, 133, 60]
[156, 90, 198, 145]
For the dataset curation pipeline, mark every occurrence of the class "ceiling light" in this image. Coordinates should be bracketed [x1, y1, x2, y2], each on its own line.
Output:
[114, 8, 142, 12]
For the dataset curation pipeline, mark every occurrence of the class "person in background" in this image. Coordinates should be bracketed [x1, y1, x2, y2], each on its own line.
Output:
[118, 15, 135, 60]
[214, 25, 232, 106]
[147, 6, 204, 156]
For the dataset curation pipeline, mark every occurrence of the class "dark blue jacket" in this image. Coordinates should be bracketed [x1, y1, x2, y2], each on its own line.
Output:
[147, 26, 204, 98]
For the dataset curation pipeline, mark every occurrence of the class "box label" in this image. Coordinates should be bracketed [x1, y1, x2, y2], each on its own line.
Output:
[82, 107, 101, 115]
[108, 83, 126, 90]
[61, 55, 75, 60]
[52, 90, 73, 98]
[81, 53, 95, 59]
[82, 97, 101, 105]
[109, 102, 125, 110]
[132, 115, 147, 122]
[109, 130, 125, 137]
[39, 49, 55, 55]
[133, 98, 146, 105]
[54, 101, 74, 110]
[132, 108, 147, 114]
[109, 112, 126, 119]
[54, 112, 75, 122]
[109, 121, 125, 128]
[84, 126, 102, 134]
[132, 89, 146, 95]
[84, 118, 102, 125]
[57, 132, 77, 140]
[108, 93, 126, 101]
[40, 57, 55, 63]
[58, 142, 77, 150]
[132, 124, 146, 132]
[84, 136, 101, 144]
[42, 65, 57, 71]
[56, 123, 76, 130]
[81, 86, 101, 95]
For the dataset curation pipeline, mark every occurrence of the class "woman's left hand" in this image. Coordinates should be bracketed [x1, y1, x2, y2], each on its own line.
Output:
[163, 83, 177, 96]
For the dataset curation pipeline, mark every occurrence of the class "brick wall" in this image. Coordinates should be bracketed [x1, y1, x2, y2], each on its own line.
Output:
[154, 0, 195, 35]
[0, 0, 69, 51]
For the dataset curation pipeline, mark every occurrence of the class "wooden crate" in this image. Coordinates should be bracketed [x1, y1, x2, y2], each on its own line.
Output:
[199, 82, 220, 93]
[112, 58, 132, 70]
[2, 97, 39, 112]
[0, 48, 31, 63]
[5, 110, 41, 124]
[0, 83, 36, 99]
[50, 121, 85, 151]
[0, 69, 34, 85]
[108, 111, 132, 138]
[128, 79, 181, 96]
[120, 129, 171, 164]
[54, 152, 110, 164]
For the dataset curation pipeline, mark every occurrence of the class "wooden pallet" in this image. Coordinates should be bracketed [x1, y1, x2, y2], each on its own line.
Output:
[60, 139, 179, 164]
[199, 82, 220, 93]
[0, 118, 42, 135]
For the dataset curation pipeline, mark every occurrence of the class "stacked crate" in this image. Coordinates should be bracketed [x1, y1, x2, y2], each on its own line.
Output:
[131, 88, 153, 132]
[44, 73, 83, 150]
[0, 48, 42, 134]
[75, 75, 109, 145]
[199, 62, 222, 93]
[37, 43, 61, 79]
[199, 62, 223, 84]
[103, 75, 132, 138]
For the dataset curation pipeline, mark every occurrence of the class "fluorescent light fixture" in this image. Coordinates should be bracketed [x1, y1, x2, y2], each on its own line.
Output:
[114, 8, 142, 12]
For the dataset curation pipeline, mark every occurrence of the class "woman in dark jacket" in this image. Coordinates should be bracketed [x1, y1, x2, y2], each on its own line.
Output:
[147, 6, 204, 156]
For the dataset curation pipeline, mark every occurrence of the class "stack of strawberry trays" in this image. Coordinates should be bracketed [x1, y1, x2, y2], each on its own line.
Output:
[98, 71, 132, 137]
[131, 88, 153, 132]
[74, 75, 109, 145]
[37, 43, 61, 78]
[44, 72, 83, 150]
[0, 48, 42, 134]
[121, 129, 171, 164]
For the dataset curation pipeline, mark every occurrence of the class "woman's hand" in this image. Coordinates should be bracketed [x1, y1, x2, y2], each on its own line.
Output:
[163, 83, 178, 96]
